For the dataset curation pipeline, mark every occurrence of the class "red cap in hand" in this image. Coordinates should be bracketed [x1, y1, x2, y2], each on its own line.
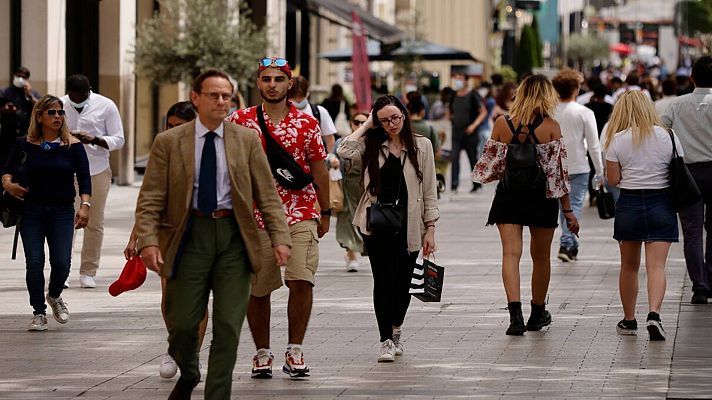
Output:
[109, 257, 147, 297]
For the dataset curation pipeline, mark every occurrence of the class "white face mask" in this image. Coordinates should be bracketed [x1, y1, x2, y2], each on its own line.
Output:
[452, 79, 465, 91]
[293, 98, 309, 109]
[477, 88, 489, 98]
[12, 76, 25, 88]
[404, 84, 417, 93]
[69, 93, 90, 109]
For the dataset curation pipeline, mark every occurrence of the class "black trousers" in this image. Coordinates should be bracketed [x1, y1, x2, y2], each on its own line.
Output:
[450, 132, 480, 190]
[363, 230, 419, 342]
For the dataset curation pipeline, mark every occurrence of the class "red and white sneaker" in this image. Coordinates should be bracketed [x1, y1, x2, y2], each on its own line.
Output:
[282, 345, 310, 378]
[251, 348, 274, 379]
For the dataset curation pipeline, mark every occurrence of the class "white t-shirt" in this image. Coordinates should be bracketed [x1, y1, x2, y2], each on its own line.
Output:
[296, 104, 337, 137]
[605, 125, 684, 189]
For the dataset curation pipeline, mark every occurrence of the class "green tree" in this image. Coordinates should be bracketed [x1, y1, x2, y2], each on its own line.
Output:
[133, 0, 269, 89]
[531, 16, 544, 67]
[497, 65, 518, 83]
[567, 33, 609, 71]
[675, 0, 712, 36]
[514, 24, 539, 77]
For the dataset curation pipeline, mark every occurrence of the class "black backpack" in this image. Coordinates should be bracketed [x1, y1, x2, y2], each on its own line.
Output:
[500, 115, 546, 192]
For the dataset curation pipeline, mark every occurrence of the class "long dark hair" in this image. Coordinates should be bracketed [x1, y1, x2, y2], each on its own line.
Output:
[363, 95, 423, 196]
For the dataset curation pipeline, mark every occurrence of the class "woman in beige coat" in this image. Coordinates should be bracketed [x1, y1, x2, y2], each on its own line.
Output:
[338, 95, 439, 363]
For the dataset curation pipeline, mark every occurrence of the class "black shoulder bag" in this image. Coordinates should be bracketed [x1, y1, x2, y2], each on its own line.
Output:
[668, 129, 701, 211]
[367, 152, 407, 235]
[1, 142, 28, 260]
[256, 105, 314, 190]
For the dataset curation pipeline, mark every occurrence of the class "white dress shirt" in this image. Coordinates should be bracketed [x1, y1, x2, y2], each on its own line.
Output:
[661, 88, 712, 164]
[192, 117, 232, 210]
[554, 101, 604, 176]
[60, 91, 125, 175]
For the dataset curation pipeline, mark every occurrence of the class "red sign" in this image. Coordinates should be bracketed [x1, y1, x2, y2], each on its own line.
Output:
[351, 11, 372, 112]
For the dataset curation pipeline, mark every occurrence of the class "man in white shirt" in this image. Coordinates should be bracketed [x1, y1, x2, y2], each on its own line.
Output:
[661, 56, 712, 304]
[552, 70, 604, 262]
[61, 75, 125, 288]
[288, 76, 337, 153]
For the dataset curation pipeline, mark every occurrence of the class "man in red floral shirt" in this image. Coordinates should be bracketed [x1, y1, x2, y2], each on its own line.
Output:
[227, 57, 330, 379]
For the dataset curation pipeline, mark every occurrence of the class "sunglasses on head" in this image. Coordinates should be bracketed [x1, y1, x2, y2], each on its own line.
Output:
[47, 109, 66, 116]
[259, 58, 288, 67]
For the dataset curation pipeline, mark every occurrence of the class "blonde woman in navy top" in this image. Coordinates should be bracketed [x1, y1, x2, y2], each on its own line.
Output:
[2, 95, 91, 331]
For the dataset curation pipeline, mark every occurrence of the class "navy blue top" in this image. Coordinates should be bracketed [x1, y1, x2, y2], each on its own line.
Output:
[2, 137, 91, 206]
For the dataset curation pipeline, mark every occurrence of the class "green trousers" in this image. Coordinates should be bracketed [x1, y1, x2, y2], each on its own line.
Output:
[165, 216, 251, 400]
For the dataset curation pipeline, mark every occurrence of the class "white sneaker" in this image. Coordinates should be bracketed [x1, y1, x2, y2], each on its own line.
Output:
[63, 280, 70, 289]
[46, 295, 69, 324]
[346, 260, 359, 272]
[378, 339, 396, 362]
[159, 354, 178, 379]
[28, 315, 48, 331]
[79, 275, 96, 288]
[392, 328, 403, 356]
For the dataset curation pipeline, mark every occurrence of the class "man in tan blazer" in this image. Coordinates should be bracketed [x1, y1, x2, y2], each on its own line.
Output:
[135, 69, 291, 400]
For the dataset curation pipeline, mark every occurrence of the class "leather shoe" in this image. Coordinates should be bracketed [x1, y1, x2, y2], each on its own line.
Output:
[691, 289, 708, 305]
[168, 377, 199, 400]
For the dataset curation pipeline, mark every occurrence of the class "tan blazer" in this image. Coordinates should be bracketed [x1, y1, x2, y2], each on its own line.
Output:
[134, 120, 291, 278]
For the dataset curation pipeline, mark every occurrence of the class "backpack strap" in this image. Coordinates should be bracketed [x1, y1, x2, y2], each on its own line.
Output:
[525, 115, 544, 144]
[504, 115, 524, 144]
[309, 102, 321, 126]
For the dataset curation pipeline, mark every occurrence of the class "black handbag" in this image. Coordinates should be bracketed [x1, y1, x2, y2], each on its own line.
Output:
[255, 105, 314, 190]
[668, 130, 701, 211]
[367, 153, 406, 234]
[1, 144, 27, 260]
[596, 186, 615, 219]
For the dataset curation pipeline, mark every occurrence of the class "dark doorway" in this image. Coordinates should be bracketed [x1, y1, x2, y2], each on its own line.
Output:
[66, 0, 100, 92]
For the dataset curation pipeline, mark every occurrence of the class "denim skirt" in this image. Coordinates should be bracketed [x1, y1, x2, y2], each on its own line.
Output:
[613, 188, 679, 242]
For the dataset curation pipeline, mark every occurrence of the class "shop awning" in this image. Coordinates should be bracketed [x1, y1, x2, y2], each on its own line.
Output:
[317, 40, 478, 62]
[304, 0, 405, 44]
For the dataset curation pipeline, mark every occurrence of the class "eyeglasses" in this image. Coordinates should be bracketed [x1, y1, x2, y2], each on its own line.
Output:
[259, 58, 288, 67]
[200, 92, 232, 102]
[352, 119, 367, 126]
[378, 114, 404, 126]
[46, 109, 66, 116]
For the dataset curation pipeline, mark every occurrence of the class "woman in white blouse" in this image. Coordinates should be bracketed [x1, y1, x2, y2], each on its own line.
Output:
[603, 90, 683, 341]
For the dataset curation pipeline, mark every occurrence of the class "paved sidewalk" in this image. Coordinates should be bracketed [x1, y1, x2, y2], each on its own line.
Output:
[0, 182, 710, 399]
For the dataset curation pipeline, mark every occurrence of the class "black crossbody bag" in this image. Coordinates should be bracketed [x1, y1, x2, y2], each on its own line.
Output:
[367, 152, 407, 235]
[256, 105, 314, 190]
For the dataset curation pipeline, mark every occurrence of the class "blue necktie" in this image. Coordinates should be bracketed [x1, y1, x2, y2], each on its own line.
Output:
[198, 131, 217, 214]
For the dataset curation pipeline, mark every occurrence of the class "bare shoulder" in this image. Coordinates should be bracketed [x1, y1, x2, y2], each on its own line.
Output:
[490, 115, 509, 141]
[539, 117, 561, 142]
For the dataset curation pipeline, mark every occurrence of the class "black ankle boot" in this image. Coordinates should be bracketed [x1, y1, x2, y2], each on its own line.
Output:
[526, 301, 552, 331]
[506, 301, 526, 336]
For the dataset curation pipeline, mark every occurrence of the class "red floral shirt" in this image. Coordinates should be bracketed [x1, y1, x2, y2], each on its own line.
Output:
[227, 103, 326, 227]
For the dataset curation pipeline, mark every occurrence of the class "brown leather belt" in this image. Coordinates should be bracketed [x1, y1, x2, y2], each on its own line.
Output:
[193, 209, 234, 219]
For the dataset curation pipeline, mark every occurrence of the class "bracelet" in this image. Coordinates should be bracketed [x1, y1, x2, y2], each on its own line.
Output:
[562, 209, 573, 213]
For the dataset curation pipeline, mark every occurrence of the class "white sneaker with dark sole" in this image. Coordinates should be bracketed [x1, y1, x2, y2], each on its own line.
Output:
[283, 346, 310, 378]
[251, 348, 274, 379]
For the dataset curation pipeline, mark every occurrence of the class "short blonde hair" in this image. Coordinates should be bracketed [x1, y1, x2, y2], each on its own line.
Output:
[27, 95, 74, 145]
[508, 74, 558, 126]
[602, 90, 662, 150]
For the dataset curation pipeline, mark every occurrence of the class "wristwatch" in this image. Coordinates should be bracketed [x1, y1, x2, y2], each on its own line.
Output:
[80, 201, 92, 208]
[320, 208, 332, 216]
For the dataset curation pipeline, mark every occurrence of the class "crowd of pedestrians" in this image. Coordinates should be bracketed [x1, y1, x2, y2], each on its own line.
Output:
[1, 53, 711, 399]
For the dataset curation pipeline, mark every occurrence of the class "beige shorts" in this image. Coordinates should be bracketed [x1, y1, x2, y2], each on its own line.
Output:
[251, 220, 320, 297]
